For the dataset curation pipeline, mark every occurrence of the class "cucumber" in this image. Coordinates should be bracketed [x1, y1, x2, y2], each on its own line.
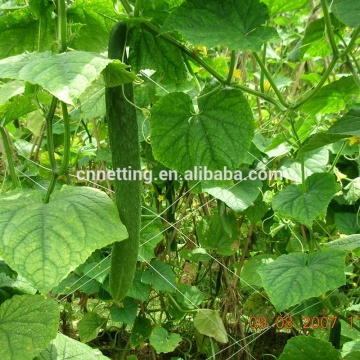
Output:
[329, 317, 341, 349]
[106, 22, 141, 302]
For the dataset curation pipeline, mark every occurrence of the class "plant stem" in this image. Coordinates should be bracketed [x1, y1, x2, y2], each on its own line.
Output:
[226, 50, 236, 85]
[328, 140, 347, 173]
[57, 0, 67, 52]
[120, 0, 133, 15]
[320, 0, 338, 57]
[143, 22, 287, 111]
[57, 102, 70, 175]
[341, 26, 360, 58]
[45, 97, 59, 172]
[291, 56, 338, 110]
[134, 0, 140, 17]
[260, 43, 266, 93]
[0, 126, 19, 188]
[44, 173, 58, 204]
[253, 52, 288, 108]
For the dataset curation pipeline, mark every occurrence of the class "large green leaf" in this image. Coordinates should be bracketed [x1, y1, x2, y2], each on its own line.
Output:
[0, 51, 135, 105]
[278, 336, 341, 360]
[300, 77, 359, 115]
[0, 186, 128, 292]
[0, 3, 56, 59]
[194, 309, 228, 343]
[38, 332, 110, 360]
[257, 250, 346, 311]
[150, 87, 254, 173]
[0, 294, 59, 360]
[327, 0, 360, 28]
[161, 0, 277, 51]
[202, 178, 262, 212]
[272, 173, 337, 227]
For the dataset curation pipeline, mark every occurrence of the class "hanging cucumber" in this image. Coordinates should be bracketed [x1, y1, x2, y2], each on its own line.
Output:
[106, 22, 141, 302]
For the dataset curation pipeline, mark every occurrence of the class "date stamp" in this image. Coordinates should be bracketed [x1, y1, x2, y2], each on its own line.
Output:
[249, 315, 360, 330]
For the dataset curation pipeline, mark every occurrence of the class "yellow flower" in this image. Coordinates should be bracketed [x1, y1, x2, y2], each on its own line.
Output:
[157, 195, 165, 201]
[349, 136, 359, 146]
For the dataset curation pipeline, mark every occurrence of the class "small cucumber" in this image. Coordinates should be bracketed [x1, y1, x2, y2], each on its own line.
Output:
[106, 22, 141, 302]
[329, 317, 341, 349]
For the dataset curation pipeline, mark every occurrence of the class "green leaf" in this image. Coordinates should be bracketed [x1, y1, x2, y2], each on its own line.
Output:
[149, 327, 181, 354]
[300, 77, 359, 115]
[198, 214, 239, 255]
[130, 316, 152, 347]
[110, 297, 137, 325]
[240, 254, 276, 288]
[327, 110, 360, 137]
[327, 0, 360, 28]
[150, 87, 254, 173]
[0, 294, 59, 360]
[298, 110, 360, 154]
[38, 332, 110, 359]
[0, 51, 135, 105]
[202, 178, 262, 212]
[241, 198, 269, 222]
[161, 0, 277, 51]
[298, 133, 349, 154]
[335, 212, 360, 234]
[278, 336, 341, 360]
[0, 94, 37, 124]
[342, 340, 360, 358]
[138, 220, 163, 261]
[141, 260, 176, 293]
[324, 235, 360, 252]
[272, 173, 337, 227]
[176, 284, 204, 309]
[51, 272, 101, 296]
[67, 0, 121, 52]
[83, 257, 111, 284]
[344, 178, 360, 204]
[257, 250, 346, 311]
[78, 312, 105, 343]
[0, 4, 56, 58]
[194, 309, 228, 343]
[300, 18, 332, 59]
[261, 0, 309, 16]
[0, 186, 128, 292]
[127, 270, 151, 301]
[0, 80, 24, 104]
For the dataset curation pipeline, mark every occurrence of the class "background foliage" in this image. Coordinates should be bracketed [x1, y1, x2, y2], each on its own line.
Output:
[0, 0, 359, 359]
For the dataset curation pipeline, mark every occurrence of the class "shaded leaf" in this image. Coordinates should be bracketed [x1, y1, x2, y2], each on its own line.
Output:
[161, 0, 277, 51]
[78, 312, 105, 343]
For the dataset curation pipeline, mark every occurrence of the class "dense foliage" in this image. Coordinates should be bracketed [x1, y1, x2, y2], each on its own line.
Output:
[0, 0, 359, 359]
